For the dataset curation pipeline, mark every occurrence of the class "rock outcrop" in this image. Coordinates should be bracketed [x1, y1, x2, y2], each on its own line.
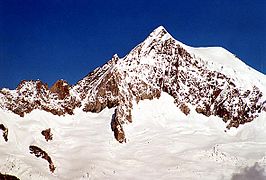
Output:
[0, 173, 20, 180]
[29, 145, 56, 173]
[50, 80, 70, 100]
[0, 124, 8, 142]
[41, 128, 53, 142]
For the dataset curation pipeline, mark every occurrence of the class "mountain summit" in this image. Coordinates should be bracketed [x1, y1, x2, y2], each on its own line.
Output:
[0, 26, 265, 143]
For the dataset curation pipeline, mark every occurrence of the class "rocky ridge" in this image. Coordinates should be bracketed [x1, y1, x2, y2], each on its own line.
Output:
[0, 26, 265, 142]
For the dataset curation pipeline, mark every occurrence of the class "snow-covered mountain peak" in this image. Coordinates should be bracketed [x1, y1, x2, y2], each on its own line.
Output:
[148, 25, 170, 38]
[1, 26, 266, 180]
[140, 26, 174, 51]
[0, 27, 265, 144]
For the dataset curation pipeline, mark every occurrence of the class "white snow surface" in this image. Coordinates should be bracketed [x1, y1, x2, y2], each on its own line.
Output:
[1, 92, 266, 180]
[184, 46, 266, 92]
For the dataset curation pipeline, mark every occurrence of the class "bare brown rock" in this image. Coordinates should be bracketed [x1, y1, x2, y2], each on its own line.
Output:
[29, 145, 56, 173]
[0, 173, 20, 180]
[50, 80, 70, 100]
[195, 106, 211, 117]
[179, 103, 190, 115]
[0, 124, 8, 142]
[111, 108, 126, 143]
[41, 128, 53, 142]
[214, 105, 230, 122]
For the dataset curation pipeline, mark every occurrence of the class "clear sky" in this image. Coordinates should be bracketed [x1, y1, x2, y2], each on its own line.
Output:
[0, 0, 265, 89]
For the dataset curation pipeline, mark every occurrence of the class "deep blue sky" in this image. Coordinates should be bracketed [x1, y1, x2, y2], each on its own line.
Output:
[0, 0, 265, 89]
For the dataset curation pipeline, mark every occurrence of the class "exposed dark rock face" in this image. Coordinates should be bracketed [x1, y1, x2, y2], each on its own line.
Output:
[0, 173, 20, 180]
[0, 124, 8, 142]
[180, 103, 190, 116]
[29, 145, 56, 173]
[111, 109, 126, 143]
[41, 128, 53, 142]
[0, 26, 265, 142]
[50, 79, 70, 100]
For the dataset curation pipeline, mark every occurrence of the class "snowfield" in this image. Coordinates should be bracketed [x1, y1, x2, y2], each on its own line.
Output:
[1, 92, 266, 180]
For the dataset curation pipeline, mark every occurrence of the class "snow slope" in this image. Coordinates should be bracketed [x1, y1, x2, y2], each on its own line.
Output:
[1, 93, 266, 180]
[184, 46, 266, 94]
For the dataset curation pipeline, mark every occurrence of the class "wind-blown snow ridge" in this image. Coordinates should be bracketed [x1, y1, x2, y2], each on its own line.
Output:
[0, 26, 265, 143]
